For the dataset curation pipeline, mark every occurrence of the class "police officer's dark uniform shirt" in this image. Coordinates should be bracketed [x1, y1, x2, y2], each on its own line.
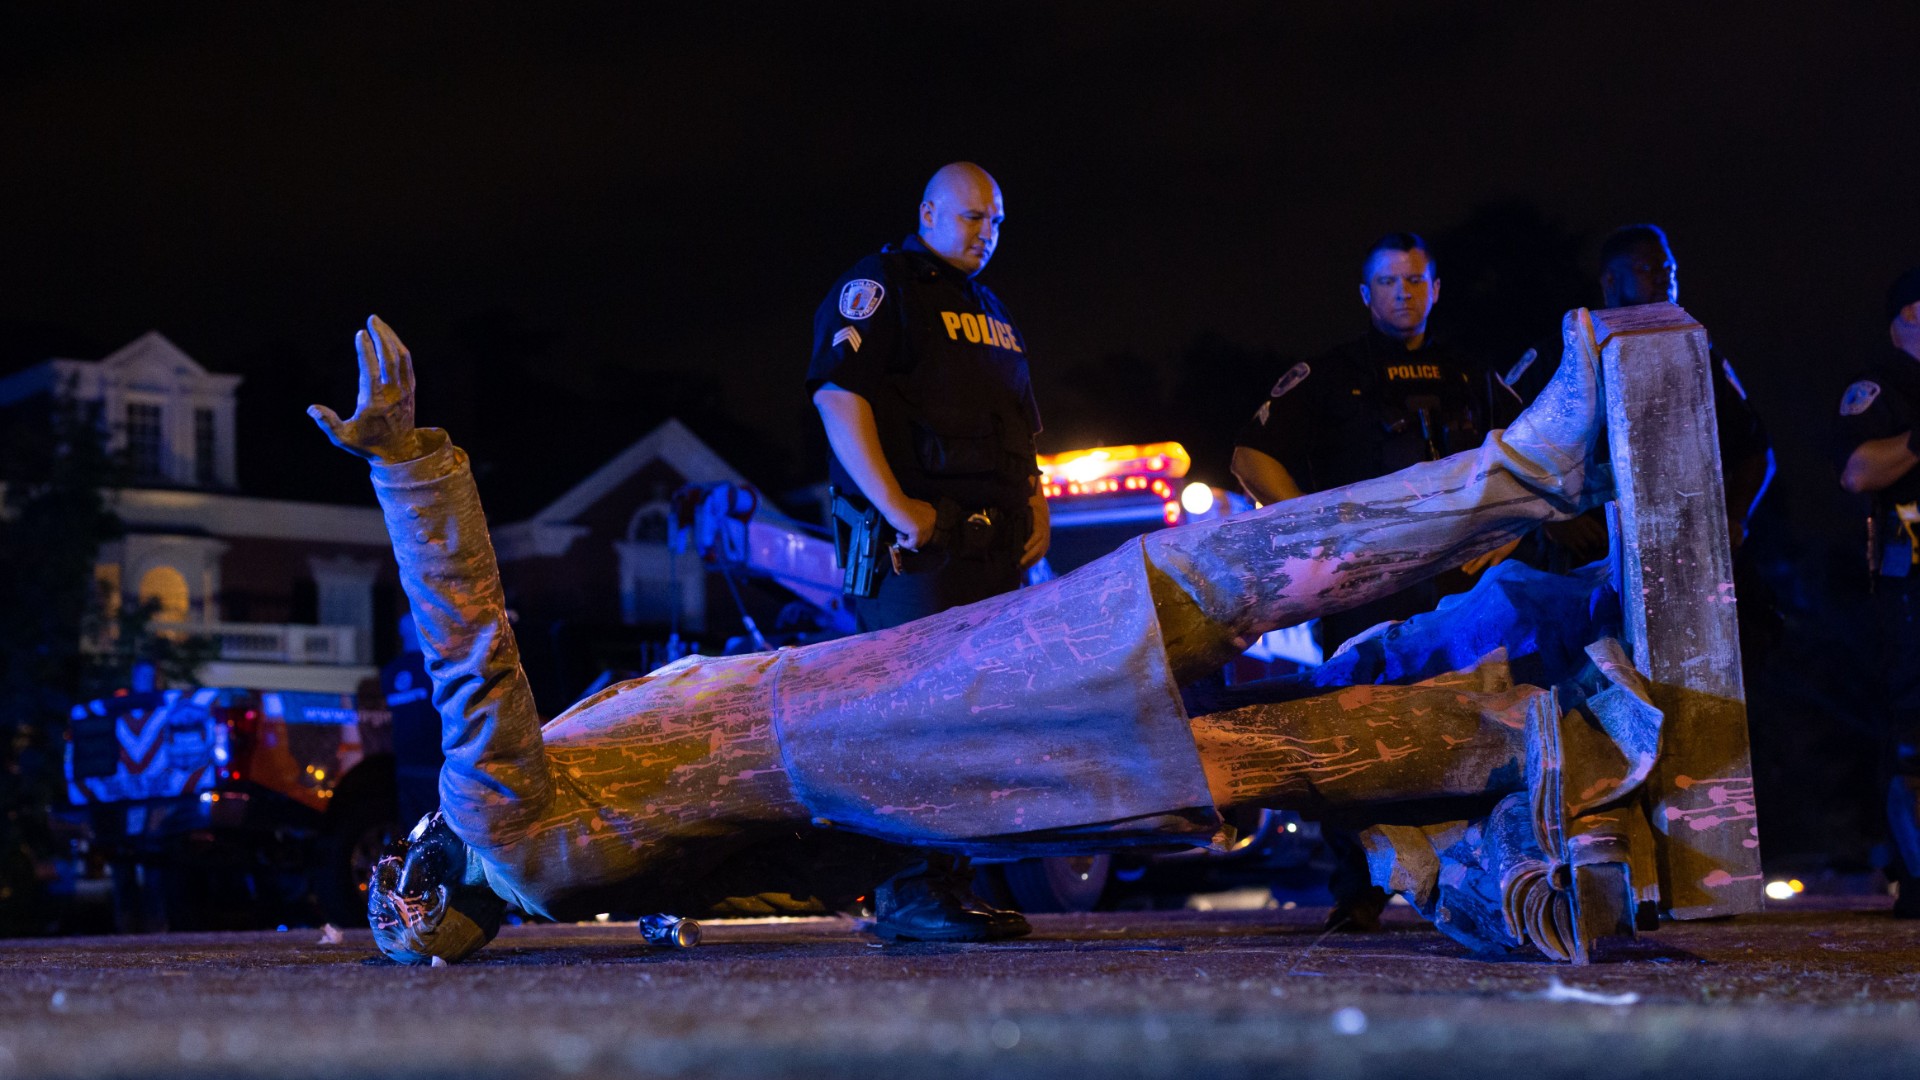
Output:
[807, 235, 1041, 629]
[1837, 349, 1920, 575]
[1234, 328, 1487, 495]
[1232, 327, 1488, 650]
[1834, 347, 1920, 899]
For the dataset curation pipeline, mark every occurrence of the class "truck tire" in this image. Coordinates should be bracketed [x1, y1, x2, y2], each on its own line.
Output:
[319, 763, 399, 927]
[1001, 854, 1111, 914]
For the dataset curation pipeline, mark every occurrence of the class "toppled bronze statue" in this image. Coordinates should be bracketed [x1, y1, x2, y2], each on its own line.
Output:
[311, 311, 1672, 966]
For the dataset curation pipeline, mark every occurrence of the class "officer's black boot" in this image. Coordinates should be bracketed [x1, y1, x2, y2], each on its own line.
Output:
[871, 854, 1031, 943]
[1323, 828, 1390, 932]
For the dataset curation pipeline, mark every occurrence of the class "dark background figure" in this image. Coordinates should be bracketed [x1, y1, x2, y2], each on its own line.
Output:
[1490, 224, 1834, 880]
[805, 163, 1051, 943]
[1228, 232, 1504, 931]
[381, 612, 441, 829]
[1834, 266, 1920, 919]
[1505, 224, 1775, 573]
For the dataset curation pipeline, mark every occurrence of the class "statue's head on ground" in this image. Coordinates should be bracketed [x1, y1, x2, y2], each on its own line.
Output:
[368, 811, 507, 965]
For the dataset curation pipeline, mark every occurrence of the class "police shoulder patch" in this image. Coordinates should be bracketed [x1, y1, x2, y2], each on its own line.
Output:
[1840, 380, 1881, 417]
[839, 279, 885, 320]
[1269, 362, 1311, 399]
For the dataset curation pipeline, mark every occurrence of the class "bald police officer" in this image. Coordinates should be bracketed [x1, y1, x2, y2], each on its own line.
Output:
[1836, 265, 1920, 920]
[807, 162, 1050, 942]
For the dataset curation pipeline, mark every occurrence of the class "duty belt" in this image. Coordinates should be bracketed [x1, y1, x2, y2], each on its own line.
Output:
[892, 498, 1028, 575]
[831, 492, 1029, 595]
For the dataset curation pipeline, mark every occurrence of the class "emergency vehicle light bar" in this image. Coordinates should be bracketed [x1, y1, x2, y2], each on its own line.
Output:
[1037, 442, 1191, 499]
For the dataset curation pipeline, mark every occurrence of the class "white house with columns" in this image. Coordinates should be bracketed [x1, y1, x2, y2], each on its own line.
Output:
[1, 331, 808, 702]
[0, 332, 393, 693]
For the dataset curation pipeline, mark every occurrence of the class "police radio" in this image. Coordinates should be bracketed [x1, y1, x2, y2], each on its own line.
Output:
[1405, 394, 1444, 461]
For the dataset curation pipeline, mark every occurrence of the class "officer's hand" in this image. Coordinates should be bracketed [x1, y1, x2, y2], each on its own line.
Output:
[1543, 512, 1609, 563]
[1460, 537, 1521, 576]
[1020, 489, 1051, 569]
[307, 316, 427, 464]
[889, 498, 939, 550]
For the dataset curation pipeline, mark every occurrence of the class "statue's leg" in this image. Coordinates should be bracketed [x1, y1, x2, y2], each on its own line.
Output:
[1189, 649, 1533, 814]
[1146, 311, 1607, 681]
[1191, 629, 1662, 964]
[1184, 551, 1621, 812]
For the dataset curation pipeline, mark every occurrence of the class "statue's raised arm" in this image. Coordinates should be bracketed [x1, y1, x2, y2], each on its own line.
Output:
[310, 316, 553, 855]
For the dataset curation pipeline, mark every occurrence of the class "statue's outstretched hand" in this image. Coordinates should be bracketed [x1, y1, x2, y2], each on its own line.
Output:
[308, 315, 427, 464]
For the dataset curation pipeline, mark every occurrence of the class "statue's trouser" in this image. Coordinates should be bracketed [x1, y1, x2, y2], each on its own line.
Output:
[1141, 311, 1605, 683]
[1188, 650, 1534, 813]
[779, 312, 1607, 857]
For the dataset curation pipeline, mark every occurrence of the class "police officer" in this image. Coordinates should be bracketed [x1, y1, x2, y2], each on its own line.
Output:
[1835, 265, 1920, 919]
[1231, 231, 1499, 933]
[806, 162, 1049, 942]
[1504, 224, 1773, 569]
[1233, 232, 1500, 651]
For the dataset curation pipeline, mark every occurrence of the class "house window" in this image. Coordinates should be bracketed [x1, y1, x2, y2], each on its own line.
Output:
[137, 565, 191, 623]
[630, 507, 670, 544]
[126, 403, 164, 482]
[194, 408, 217, 486]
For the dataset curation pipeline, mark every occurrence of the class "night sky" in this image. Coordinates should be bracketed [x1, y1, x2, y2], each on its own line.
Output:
[6, 1, 1920, 534]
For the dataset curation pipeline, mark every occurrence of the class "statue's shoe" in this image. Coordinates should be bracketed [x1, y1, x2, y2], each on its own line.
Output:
[1361, 639, 1663, 963]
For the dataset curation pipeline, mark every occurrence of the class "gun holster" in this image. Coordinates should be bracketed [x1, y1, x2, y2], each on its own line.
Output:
[829, 487, 886, 599]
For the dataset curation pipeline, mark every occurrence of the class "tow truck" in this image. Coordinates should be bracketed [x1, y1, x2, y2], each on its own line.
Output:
[63, 677, 393, 931]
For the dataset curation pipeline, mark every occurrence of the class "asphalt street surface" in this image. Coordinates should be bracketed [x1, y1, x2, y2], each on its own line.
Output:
[2, 900, 1916, 1080]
